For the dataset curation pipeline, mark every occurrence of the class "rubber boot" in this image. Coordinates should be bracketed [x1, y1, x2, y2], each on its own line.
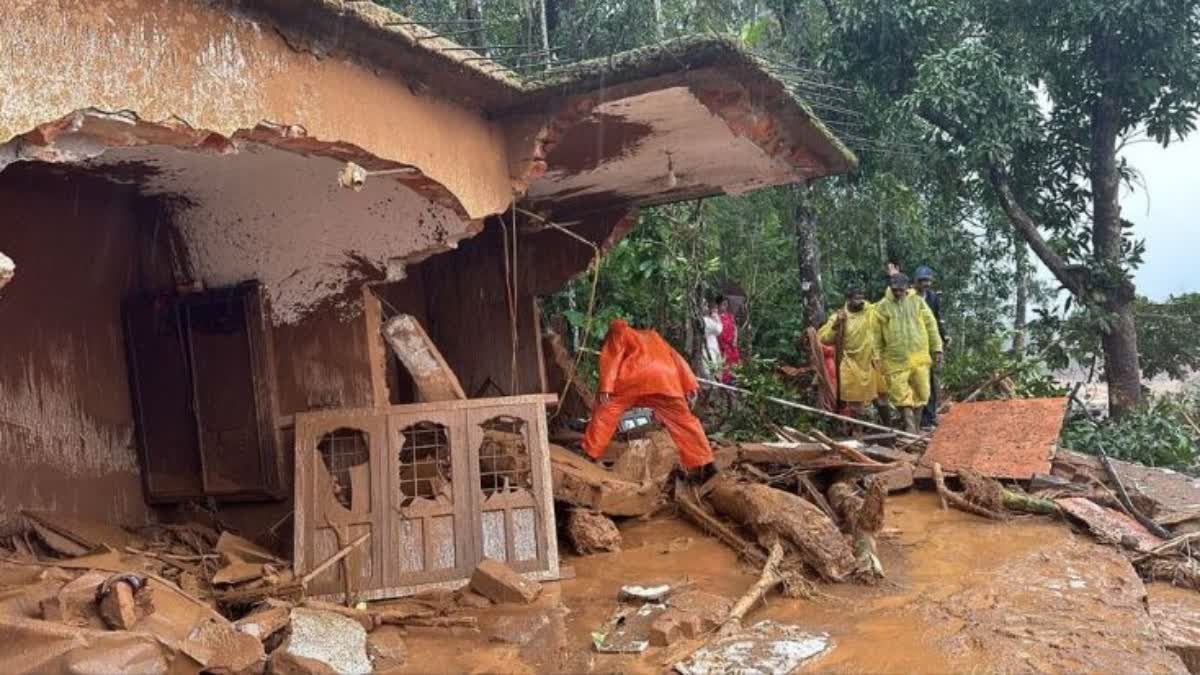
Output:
[901, 407, 918, 434]
[875, 400, 893, 429]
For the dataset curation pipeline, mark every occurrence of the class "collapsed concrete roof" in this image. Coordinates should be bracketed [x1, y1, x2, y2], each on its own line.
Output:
[230, 3, 858, 216]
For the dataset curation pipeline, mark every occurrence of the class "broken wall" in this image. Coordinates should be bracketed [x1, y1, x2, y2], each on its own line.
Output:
[0, 0, 514, 220]
[0, 165, 177, 530]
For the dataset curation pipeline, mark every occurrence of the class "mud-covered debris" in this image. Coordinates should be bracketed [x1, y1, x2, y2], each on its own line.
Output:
[454, 589, 493, 609]
[21, 509, 146, 552]
[594, 602, 667, 653]
[1148, 584, 1200, 673]
[1057, 497, 1164, 552]
[568, 509, 622, 554]
[235, 604, 291, 641]
[267, 648, 338, 675]
[490, 613, 551, 645]
[97, 574, 154, 630]
[920, 398, 1066, 480]
[212, 552, 265, 586]
[469, 558, 542, 605]
[215, 532, 285, 566]
[876, 462, 915, 493]
[284, 607, 371, 674]
[368, 625, 408, 670]
[181, 617, 267, 673]
[649, 590, 730, 646]
[550, 445, 662, 517]
[675, 620, 832, 674]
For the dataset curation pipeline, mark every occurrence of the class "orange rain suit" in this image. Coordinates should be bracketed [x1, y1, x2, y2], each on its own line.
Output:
[583, 320, 715, 470]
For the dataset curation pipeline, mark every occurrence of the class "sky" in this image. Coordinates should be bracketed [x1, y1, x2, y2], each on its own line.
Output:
[1119, 133, 1199, 301]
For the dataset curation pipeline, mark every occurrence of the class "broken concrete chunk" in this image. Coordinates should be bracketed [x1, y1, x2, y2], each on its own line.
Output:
[876, 462, 915, 493]
[1057, 497, 1164, 552]
[285, 608, 371, 674]
[469, 558, 542, 605]
[454, 590, 493, 609]
[382, 314, 467, 402]
[650, 590, 731, 646]
[181, 617, 267, 674]
[567, 509, 622, 554]
[675, 620, 832, 674]
[235, 605, 292, 641]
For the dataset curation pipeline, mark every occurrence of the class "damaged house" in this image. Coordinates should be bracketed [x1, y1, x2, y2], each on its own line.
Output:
[0, 0, 854, 600]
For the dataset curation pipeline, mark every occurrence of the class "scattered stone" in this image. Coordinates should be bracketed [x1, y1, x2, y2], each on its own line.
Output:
[367, 625, 408, 671]
[182, 617, 267, 674]
[469, 558, 541, 605]
[285, 607, 372, 675]
[567, 509, 622, 554]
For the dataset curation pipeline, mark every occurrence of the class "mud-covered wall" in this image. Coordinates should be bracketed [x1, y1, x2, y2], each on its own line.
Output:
[0, 165, 175, 529]
[0, 0, 514, 220]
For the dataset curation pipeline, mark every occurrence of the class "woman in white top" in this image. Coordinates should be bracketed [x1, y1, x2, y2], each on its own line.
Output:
[702, 298, 724, 380]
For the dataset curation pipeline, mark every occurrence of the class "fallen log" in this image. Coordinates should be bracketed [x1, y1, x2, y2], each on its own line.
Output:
[960, 469, 1058, 516]
[707, 478, 856, 582]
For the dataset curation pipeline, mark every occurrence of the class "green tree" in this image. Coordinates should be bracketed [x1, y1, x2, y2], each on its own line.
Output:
[824, 0, 1200, 417]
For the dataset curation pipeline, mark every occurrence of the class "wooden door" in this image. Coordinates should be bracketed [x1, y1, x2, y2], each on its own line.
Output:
[384, 409, 475, 588]
[466, 404, 551, 574]
[296, 413, 386, 599]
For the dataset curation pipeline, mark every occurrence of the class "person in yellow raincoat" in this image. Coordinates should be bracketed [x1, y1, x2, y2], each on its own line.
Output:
[874, 273, 943, 432]
[818, 286, 890, 427]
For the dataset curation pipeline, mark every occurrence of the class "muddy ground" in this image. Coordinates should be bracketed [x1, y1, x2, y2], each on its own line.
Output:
[400, 492, 1194, 674]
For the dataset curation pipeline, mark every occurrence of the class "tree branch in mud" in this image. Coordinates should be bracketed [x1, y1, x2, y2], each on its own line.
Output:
[932, 463, 1009, 521]
[719, 540, 787, 637]
[828, 478, 887, 579]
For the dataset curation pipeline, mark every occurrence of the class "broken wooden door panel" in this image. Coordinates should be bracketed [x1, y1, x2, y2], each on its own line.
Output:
[123, 295, 205, 499]
[294, 395, 560, 600]
[384, 409, 475, 587]
[296, 413, 387, 598]
[467, 405, 551, 574]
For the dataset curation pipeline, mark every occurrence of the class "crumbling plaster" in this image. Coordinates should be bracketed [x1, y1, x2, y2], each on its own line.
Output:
[0, 0, 515, 220]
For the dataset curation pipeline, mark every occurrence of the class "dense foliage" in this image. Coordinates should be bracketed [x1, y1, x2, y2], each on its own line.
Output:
[388, 0, 1199, 454]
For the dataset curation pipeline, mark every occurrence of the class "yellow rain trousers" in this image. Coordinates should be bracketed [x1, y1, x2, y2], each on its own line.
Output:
[818, 304, 880, 403]
[874, 292, 943, 408]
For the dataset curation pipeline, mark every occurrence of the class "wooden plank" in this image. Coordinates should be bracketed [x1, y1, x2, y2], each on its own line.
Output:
[294, 394, 559, 421]
[363, 286, 391, 408]
[382, 314, 467, 402]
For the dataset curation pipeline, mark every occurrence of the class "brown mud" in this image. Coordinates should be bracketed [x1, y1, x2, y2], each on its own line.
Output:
[399, 492, 1186, 674]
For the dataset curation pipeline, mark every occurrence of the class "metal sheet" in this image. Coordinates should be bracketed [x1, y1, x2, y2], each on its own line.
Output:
[1057, 497, 1164, 553]
[921, 398, 1068, 479]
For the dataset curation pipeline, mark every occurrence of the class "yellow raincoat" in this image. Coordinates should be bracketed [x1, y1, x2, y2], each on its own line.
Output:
[874, 291, 943, 407]
[818, 304, 880, 403]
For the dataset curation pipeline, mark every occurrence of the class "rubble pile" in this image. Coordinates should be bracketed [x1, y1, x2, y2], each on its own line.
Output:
[0, 510, 527, 673]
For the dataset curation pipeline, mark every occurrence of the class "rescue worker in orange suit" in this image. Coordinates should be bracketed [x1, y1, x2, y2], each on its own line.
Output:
[583, 319, 718, 482]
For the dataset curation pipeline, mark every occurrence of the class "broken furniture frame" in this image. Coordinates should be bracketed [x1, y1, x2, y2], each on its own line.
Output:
[293, 394, 560, 601]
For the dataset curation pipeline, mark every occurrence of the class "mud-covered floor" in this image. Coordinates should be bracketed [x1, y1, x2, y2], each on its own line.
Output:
[400, 492, 1194, 674]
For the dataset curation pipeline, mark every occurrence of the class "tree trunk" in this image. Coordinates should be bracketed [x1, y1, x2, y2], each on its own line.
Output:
[793, 182, 825, 327]
[653, 0, 664, 38]
[1089, 33, 1141, 418]
[456, 0, 485, 51]
[1012, 239, 1028, 356]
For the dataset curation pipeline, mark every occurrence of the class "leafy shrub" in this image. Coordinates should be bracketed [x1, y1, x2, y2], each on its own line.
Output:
[1060, 394, 1199, 472]
[940, 337, 1062, 400]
